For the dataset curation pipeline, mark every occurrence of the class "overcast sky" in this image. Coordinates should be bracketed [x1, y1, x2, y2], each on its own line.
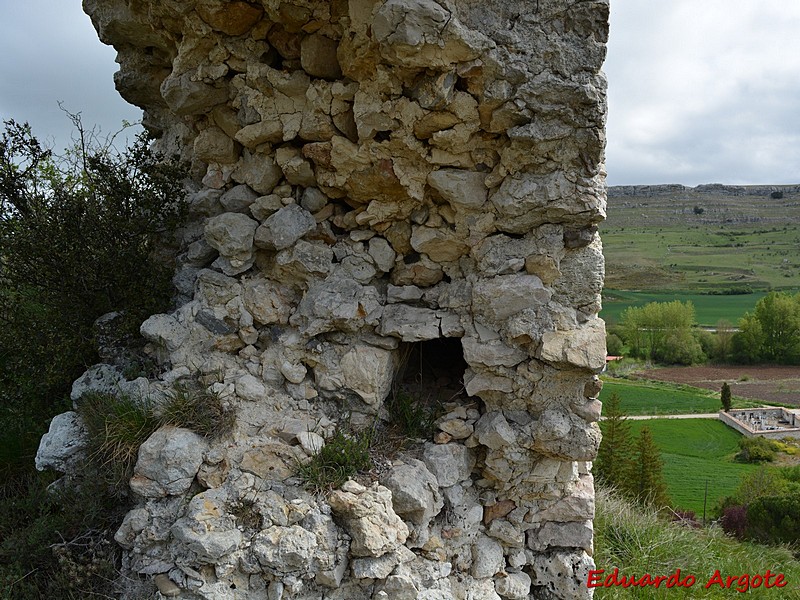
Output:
[1, 1, 799, 186]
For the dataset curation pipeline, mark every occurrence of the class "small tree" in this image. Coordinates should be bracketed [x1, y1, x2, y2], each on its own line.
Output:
[625, 427, 671, 508]
[721, 382, 732, 412]
[595, 392, 632, 490]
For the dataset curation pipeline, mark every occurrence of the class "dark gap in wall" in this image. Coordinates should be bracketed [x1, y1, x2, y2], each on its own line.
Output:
[398, 337, 467, 404]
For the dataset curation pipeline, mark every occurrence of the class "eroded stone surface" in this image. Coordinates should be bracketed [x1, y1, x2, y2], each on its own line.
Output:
[65, 0, 609, 596]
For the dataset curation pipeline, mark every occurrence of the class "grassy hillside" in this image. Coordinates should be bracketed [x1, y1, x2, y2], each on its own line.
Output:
[602, 185, 800, 297]
[626, 419, 758, 516]
[599, 377, 762, 416]
[594, 487, 800, 599]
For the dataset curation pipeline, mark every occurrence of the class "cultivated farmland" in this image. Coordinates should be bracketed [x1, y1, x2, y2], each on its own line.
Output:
[626, 419, 758, 516]
[633, 365, 800, 408]
[601, 184, 800, 325]
[599, 378, 724, 415]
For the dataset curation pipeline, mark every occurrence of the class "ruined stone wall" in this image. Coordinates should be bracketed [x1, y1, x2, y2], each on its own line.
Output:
[74, 0, 608, 597]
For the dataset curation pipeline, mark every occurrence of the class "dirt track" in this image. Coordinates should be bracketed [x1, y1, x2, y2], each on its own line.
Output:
[633, 365, 800, 406]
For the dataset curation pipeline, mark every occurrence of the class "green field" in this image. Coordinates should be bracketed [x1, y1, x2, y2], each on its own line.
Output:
[625, 419, 758, 516]
[601, 290, 772, 327]
[602, 186, 800, 296]
[600, 378, 723, 415]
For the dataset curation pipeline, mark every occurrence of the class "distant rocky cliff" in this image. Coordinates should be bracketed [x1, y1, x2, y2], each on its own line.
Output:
[609, 183, 800, 198]
[38, 1, 609, 598]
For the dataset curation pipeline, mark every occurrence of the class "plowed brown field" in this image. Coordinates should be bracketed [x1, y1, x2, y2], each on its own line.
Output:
[633, 365, 800, 406]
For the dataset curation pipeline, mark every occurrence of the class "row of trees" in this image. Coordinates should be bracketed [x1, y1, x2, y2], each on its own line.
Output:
[595, 393, 671, 508]
[609, 292, 800, 365]
[735, 292, 800, 363]
[616, 300, 703, 364]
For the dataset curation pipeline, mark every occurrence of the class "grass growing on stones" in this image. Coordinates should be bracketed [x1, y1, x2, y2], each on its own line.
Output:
[296, 427, 373, 492]
[78, 391, 161, 493]
[77, 386, 236, 493]
[387, 389, 440, 441]
[159, 384, 235, 439]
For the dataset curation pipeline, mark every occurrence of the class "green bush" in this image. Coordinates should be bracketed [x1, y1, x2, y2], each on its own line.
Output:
[606, 332, 624, 356]
[0, 472, 129, 600]
[736, 437, 779, 463]
[747, 494, 800, 545]
[0, 119, 186, 413]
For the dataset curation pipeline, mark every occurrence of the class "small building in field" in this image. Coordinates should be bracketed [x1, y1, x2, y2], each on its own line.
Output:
[720, 407, 800, 439]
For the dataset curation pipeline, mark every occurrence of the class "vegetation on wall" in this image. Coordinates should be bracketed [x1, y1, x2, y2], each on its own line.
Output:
[0, 118, 186, 599]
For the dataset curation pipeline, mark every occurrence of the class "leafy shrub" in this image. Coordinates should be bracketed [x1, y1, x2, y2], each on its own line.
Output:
[0, 473, 129, 600]
[720, 505, 748, 540]
[736, 437, 779, 463]
[606, 332, 624, 356]
[0, 119, 186, 414]
[747, 494, 800, 545]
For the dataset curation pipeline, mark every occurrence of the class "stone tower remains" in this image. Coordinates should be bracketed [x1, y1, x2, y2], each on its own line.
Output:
[65, 0, 608, 597]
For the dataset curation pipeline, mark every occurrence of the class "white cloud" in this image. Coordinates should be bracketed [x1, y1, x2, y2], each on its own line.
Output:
[0, 2, 141, 152]
[1, 0, 797, 186]
[606, 0, 800, 185]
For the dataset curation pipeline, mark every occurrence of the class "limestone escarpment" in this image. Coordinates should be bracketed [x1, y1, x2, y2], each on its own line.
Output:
[49, 1, 608, 597]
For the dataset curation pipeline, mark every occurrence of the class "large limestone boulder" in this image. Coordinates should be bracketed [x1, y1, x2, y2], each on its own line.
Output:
[328, 481, 409, 557]
[129, 426, 208, 498]
[35, 411, 88, 473]
[204, 212, 258, 274]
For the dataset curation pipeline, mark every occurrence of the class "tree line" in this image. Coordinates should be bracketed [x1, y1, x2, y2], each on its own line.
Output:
[594, 392, 671, 508]
[607, 293, 800, 365]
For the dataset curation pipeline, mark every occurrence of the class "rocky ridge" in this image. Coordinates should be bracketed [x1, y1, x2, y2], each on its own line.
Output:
[608, 183, 800, 198]
[38, 0, 609, 598]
